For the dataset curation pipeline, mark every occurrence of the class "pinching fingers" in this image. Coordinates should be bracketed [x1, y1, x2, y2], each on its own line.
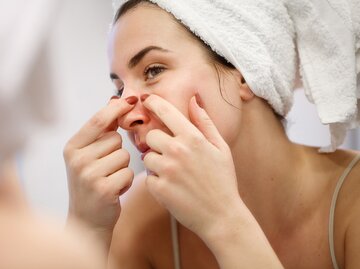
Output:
[84, 131, 123, 159]
[142, 94, 198, 137]
[68, 98, 135, 149]
[106, 167, 134, 196]
[93, 148, 130, 177]
[143, 151, 162, 176]
[189, 95, 227, 149]
[146, 129, 172, 154]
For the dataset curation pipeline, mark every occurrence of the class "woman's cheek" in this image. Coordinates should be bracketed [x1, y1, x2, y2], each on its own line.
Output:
[153, 79, 196, 118]
[209, 105, 242, 146]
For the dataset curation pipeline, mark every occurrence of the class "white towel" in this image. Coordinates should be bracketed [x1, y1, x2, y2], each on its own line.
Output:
[287, 0, 360, 152]
[113, 0, 360, 152]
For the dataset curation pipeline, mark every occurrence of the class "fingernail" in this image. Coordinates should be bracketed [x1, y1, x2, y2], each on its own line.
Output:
[141, 94, 150, 102]
[195, 93, 204, 108]
[125, 96, 138, 105]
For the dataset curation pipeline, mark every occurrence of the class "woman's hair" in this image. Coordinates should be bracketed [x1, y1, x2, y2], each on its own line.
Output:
[113, 0, 235, 71]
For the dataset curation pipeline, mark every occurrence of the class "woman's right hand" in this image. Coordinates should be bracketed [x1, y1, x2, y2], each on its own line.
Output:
[63, 98, 135, 242]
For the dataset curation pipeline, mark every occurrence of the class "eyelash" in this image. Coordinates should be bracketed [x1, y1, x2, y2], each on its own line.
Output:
[113, 65, 165, 98]
[115, 88, 124, 98]
[144, 65, 165, 80]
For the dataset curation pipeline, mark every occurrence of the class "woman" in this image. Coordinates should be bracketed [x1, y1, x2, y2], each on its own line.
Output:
[64, 0, 360, 268]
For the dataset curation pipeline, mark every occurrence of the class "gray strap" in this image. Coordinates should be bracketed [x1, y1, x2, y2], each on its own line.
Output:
[171, 215, 181, 269]
[329, 154, 360, 269]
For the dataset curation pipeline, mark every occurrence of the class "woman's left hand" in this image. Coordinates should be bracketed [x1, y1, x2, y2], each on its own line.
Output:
[142, 94, 245, 241]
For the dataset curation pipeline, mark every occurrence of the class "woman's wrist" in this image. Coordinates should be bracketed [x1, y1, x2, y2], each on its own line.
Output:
[200, 200, 254, 251]
[66, 213, 114, 257]
[201, 202, 283, 269]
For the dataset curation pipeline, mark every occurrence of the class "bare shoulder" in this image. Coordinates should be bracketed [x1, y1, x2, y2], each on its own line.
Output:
[338, 150, 360, 213]
[335, 150, 360, 218]
[109, 171, 173, 269]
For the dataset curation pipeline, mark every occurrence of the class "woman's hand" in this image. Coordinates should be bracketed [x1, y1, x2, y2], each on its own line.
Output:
[63, 98, 135, 247]
[142, 95, 284, 269]
[142, 94, 245, 241]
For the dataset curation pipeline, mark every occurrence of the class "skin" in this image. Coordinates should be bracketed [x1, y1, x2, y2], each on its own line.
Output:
[64, 3, 360, 269]
[0, 157, 104, 269]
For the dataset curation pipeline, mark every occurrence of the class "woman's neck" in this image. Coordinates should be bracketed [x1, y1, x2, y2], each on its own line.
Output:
[230, 100, 332, 239]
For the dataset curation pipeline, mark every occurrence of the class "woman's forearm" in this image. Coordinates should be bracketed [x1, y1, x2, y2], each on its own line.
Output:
[66, 214, 113, 265]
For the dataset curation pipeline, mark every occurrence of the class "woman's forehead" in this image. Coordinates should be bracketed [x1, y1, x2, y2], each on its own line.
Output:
[108, 4, 197, 67]
[113, 4, 182, 43]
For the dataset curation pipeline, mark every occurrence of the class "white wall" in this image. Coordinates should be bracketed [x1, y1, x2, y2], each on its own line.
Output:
[20, 1, 359, 220]
[286, 89, 360, 150]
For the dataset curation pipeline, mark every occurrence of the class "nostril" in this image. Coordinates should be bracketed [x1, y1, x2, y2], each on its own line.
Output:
[130, 120, 144, 127]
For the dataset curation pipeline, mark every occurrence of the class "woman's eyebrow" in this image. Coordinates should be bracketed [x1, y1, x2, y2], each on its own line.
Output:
[109, 46, 170, 80]
[128, 46, 170, 68]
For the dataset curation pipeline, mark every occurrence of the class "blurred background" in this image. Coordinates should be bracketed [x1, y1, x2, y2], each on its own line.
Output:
[1, 0, 359, 220]
[0, 0, 143, 219]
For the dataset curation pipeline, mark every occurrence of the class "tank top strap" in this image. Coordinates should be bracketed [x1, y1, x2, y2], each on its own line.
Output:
[171, 215, 182, 269]
[329, 154, 360, 269]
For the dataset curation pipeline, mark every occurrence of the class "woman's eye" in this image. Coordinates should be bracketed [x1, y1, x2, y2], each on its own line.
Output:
[115, 87, 124, 97]
[144, 65, 165, 80]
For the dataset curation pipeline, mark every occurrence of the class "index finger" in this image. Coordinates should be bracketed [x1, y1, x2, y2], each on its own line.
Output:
[68, 99, 134, 149]
[142, 95, 199, 136]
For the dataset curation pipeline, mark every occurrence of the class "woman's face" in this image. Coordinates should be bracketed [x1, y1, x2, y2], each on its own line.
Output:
[108, 3, 243, 151]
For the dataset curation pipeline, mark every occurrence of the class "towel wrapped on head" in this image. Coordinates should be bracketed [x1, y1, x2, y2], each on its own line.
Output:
[113, 0, 360, 152]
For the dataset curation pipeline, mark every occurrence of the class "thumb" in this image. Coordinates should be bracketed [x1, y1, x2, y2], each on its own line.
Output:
[189, 95, 226, 149]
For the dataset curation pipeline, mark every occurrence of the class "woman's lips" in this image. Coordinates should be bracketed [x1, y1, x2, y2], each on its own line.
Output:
[137, 143, 151, 161]
[141, 149, 152, 161]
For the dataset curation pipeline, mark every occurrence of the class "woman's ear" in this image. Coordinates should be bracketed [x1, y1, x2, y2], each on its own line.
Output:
[233, 70, 254, 101]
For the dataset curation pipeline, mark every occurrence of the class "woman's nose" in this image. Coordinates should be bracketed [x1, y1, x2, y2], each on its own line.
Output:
[119, 95, 150, 130]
